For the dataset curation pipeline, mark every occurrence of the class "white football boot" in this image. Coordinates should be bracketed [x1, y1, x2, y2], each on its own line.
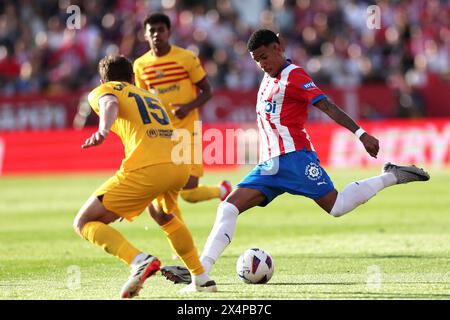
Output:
[382, 162, 430, 184]
[179, 274, 218, 293]
[120, 255, 161, 299]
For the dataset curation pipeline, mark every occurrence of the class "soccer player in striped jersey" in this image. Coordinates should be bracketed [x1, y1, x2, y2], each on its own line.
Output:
[161, 29, 430, 288]
[133, 13, 232, 219]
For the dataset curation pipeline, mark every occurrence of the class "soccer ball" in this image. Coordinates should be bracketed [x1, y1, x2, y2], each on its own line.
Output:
[236, 248, 274, 284]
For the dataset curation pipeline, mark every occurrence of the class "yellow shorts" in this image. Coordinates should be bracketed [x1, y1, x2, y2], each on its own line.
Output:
[189, 163, 204, 178]
[94, 163, 190, 221]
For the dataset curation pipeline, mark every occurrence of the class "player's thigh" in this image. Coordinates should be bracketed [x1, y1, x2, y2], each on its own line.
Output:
[182, 162, 203, 189]
[314, 189, 338, 213]
[283, 150, 335, 202]
[154, 165, 190, 212]
[188, 161, 204, 179]
[226, 188, 267, 213]
[95, 165, 188, 222]
[149, 163, 190, 212]
[150, 190, 180, 225]
[148, 198, 174, 225]
[93, 171, 150, 222]
[154, 190, 179, 214]
[74, 196, 120, 234]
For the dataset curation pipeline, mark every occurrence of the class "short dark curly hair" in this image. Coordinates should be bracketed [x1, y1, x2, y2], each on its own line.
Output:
[143, 12, 171, 30]
[247, 29, 280, 52]
[98, 55, 133, 83]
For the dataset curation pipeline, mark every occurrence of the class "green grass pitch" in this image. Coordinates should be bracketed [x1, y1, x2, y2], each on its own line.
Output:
[0, 168, 449, 300]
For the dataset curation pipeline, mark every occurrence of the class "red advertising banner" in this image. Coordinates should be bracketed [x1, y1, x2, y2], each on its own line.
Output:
[1, 119, 449, 175]
[305, 119, 450, 168]
[199, 79, 450, 122]
[200, 86, 399, 123]
[1, 78, 450, 132]
[0, 92, 81, 131]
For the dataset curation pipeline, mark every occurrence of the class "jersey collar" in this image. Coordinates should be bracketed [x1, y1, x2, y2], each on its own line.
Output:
[151, 45, 172, 57]
[274, 59, 292, 79]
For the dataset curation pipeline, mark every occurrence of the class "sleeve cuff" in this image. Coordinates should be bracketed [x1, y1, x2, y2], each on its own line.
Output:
[311, 94, 327, 105]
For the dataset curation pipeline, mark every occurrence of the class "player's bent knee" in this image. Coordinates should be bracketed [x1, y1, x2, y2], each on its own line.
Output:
[73, 216, 84, 236]
[330, 211, 343, 218]
[73, 206, 93, 236]
[329, 207, 344, 218]
[148, 204, 173, 225]
[329, 196, 347, 218]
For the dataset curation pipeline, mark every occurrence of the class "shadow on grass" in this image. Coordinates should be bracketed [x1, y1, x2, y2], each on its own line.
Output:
[219, 280, 450, 286]
[312, 292, 450, 299]
[219, 282, 362, 286]
[281, 254, 446, 259]
[153, 291, 450, 299]
[199, 285, 450, 299]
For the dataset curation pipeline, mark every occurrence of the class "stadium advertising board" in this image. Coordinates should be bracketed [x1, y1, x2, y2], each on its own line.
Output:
[0, 120, 449, 175]
[1, 78, 450, 132]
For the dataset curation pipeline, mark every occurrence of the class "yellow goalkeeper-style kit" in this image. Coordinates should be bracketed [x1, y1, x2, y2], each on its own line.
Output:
[133, 45, 206, 177]
[87, 81, 189, 221]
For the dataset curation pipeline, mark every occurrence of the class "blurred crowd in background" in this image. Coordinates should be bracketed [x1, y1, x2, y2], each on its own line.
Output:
[0, 0, 449, 117]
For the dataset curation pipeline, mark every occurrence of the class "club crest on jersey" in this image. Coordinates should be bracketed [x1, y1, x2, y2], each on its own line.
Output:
[305, 162, 323, 181]
[155, 70, 164, 79]
[302, 81, 316, 90]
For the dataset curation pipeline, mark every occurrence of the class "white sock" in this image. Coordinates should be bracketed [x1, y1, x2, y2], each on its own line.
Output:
[200, 202, 239, 274]
[200, 256, 215, 275]
[130, 252, 147, 268]
[192, 272, 210, 285]
[330, 173, 396, 217]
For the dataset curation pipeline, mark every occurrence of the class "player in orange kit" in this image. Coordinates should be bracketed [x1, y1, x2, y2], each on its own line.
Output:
[73, 55, 217, 297]
[134, 13, 232, 219]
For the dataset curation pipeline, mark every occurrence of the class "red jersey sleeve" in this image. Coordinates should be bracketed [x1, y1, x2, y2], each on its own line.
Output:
[288, 67, 327, 105]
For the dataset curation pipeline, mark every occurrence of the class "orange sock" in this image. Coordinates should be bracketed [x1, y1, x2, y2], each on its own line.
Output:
[180, 185, 221, 203]
[81, 221, 140, 266]
[161, 217, 204, 275]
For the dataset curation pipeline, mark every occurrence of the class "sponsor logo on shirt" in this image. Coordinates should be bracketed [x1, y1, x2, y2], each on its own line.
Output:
[302, 81, 316, 90]
[264, 100, 277, 113]
[157, 84, 180, 94]
[147, 128, 158, 138]
[146, 129, 173, 138]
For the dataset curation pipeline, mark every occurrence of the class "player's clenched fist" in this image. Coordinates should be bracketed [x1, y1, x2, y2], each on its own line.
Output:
[81, 130, 109, 149]
[170, 103, 191, 119]
[360, 133, 379, 158]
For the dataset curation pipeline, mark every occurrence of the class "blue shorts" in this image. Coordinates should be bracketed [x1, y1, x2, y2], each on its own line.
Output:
[237, 150, 335, 206]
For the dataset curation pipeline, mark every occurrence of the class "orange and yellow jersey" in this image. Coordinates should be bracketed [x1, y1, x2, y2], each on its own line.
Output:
[133, 45, 206, 133]
[88, 81, 175, 171]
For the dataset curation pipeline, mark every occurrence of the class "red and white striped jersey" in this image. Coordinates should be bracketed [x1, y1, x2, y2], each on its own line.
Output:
[256, 62, 327, 162]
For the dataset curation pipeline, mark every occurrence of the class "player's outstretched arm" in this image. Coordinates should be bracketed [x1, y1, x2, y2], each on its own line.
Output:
[314, 97, 379, 158]
[82, 95, 119, 149]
